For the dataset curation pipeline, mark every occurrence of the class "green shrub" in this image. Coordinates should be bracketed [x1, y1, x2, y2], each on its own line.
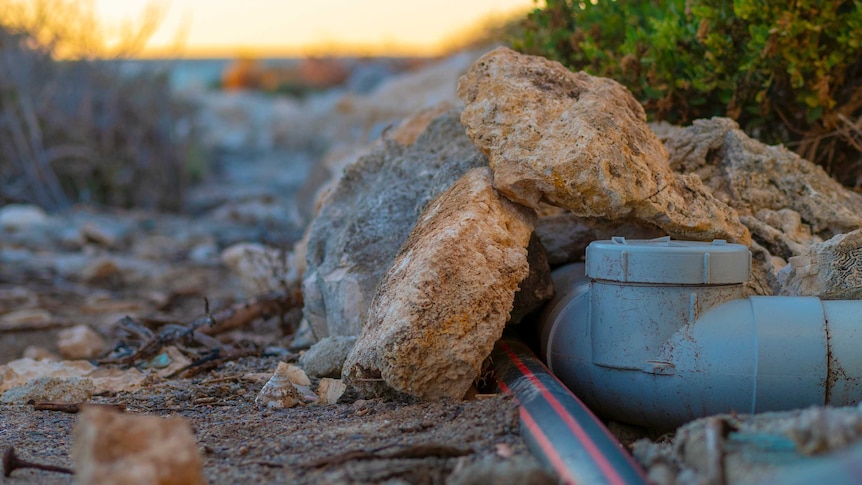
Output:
[512, 0, 862, 186]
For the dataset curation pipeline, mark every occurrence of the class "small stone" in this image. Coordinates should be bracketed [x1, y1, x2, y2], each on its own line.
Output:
[458, 47, 749, 244]
[0, 358, 147, 395]
[0, 308, 53, 330]
[0, 286, 37, 314]
[221, 242, 298, 295]
[81, 222, 120, 247]
[298, 336, 357, 378]
[80, 257, 121, 283]
[57, 324, 106, 360]
[22, 345, 59, 361]
[343, 167, 535, 400]
[0, 204, 48, 230]
[72, 405, 205, 485]
[255, 362, 303, 410]
[317, 378, 347, 405]
[0, 376, 94, 404]
[447, 455, 557, 485]
[283, 363, 311, 386]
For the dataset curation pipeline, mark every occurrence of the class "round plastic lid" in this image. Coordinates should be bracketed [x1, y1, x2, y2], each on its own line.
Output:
[585, 236, 751, 285]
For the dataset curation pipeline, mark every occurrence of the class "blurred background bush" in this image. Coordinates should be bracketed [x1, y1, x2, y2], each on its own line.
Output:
[512, 0, 862, 188]
[0, 0, 199, 211]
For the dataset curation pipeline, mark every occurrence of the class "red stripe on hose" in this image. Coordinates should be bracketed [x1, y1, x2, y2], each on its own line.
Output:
[519, 404, 581, 485]
[499, 342, 629, 485]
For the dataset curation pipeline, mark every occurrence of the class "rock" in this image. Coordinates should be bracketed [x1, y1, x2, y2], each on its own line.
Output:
[302, 108, 488, 338]
[22, 345, 59, 361]
[0, 204, 48, 230]
[81, 222, 121, 247]
[0, 308, 54, 331]
[80, 257, 122, 283]
[388, 102, 455, 146]
[72, 405, 205, 485]
[316, 378, 347, 405]
[457, 47, 749, 245]
[332, 51, 481, 143]
[784, 406, 862, 455]
[57, 324, 106, 360]
[343, 167, 535, 400]
[635, 405, 862, 485]
[447, 455, 557, 485]
[221, 242, 299, 295]
[664, 117, 862, 294]
[255, 362, 304, 410]
[665, 117, 862, 243]
[1, 358, 95, 394]
[0, 376, 94, 404]
[509, 234, 554, 324]
[0, 286, 37, 314]
[298, 336, 357, 378]
[0, 358, 147, 395]
[778, 229, 862, 299]
[535, 209, 665, 266]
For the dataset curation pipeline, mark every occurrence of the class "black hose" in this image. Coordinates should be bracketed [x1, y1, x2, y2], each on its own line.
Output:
[493, 338, 648, 485]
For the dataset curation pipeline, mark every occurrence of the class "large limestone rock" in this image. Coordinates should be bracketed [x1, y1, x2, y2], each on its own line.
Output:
[458, 47, 749, 245]
[778, 229, 862, 299]
[664, 117, 862, 295]
[665, 117, 862, 254]
[302, 109, 487, 338]
[343, 167, 535, 400]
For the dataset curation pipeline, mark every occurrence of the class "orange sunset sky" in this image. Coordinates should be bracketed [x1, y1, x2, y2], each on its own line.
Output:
[92, 0, 537, 58]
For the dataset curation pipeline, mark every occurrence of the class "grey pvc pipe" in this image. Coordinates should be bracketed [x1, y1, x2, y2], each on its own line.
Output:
[539, 238, 862, 430]
[493, 338, 648, 485]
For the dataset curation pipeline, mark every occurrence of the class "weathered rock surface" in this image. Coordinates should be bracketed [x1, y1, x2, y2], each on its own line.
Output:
[299, 335, 357, 378]
[458, 47, 749, 245]
[666, 117, 862, 251]
[343, 167, 535, 400]
[778, 229, 862, 299]
[535, 206, 666, 266]
[72, 405, 205, 485]
[664, 117, 862, 294]
[302, 109, 488, 338]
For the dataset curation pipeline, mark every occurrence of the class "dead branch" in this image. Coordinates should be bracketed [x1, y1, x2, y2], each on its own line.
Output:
[198, 285, 302, 336]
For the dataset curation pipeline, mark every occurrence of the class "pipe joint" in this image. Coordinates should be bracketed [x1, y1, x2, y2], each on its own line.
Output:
[540, 237, 862, 429]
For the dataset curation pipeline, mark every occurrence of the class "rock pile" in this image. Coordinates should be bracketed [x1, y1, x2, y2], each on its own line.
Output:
[299, 46, 862, 401]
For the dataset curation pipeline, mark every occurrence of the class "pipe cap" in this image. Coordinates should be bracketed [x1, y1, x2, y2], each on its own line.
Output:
[586, 236, 750, 284]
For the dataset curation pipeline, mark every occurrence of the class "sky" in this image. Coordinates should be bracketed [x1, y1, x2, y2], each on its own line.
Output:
[92, 0, 537, 58]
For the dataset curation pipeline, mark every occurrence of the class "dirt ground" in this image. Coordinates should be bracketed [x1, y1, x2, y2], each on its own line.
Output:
[0, 256, 556, 484]
[1, 362, 553, 484]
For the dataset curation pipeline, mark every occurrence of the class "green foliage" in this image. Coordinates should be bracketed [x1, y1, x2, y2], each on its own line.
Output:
[512, 0, 862, 185]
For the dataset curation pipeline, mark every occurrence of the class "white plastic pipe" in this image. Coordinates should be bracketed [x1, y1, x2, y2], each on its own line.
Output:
[539, 237, 862, 430]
